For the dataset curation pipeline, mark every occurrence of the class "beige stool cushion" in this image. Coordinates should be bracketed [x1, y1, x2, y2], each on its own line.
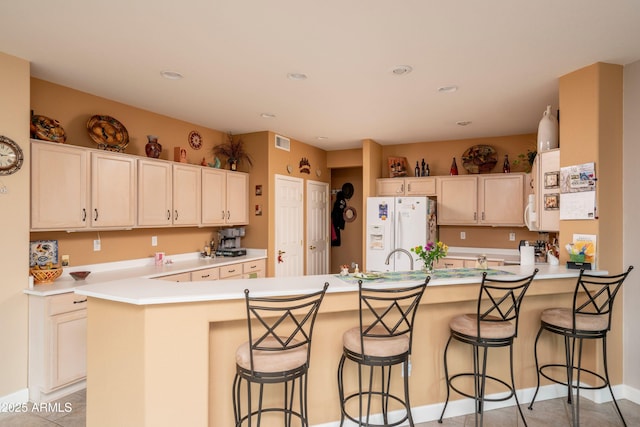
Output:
[541, 307, 609, 332]
[343, 325, 410, 357]
[236, 336, 307, 373]
[449, 314, 516, 339]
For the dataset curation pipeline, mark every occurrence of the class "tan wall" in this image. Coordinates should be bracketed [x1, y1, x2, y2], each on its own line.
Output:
[439, 226, 540, 249]
[381, 134, 536, 177]
[326, 148, 362, 168]
[0, 52, 30, 397]
[330, 168, 363, 274]
[238, 132, 269, 252]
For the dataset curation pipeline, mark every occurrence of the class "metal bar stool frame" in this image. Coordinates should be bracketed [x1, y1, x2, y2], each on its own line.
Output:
[337, 278, 429, 427]
[439, 269, 538, 427]
[233, 283, 329, 427]
[528, 266, 633, 427]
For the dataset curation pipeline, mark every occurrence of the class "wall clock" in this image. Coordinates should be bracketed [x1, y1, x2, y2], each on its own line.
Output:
[0, 135, 24, 175]
[188, 131, 203, 150]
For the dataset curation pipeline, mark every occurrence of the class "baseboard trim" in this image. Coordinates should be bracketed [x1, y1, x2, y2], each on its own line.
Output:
[0, 388, 29, 405]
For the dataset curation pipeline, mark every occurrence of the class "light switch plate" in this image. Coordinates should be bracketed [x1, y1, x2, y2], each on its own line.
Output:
[93, 239, 101, 251]
[509, 232, 516, 241]
[460, 231, 466, 240]
[152, 236, 158, 246]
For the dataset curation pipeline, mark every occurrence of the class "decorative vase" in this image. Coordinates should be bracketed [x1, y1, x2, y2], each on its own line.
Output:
[422, 259, 434, 274]
[537, 105, 558, 152]
[145, 135, 162, 158]
[229, 159, 238, 171]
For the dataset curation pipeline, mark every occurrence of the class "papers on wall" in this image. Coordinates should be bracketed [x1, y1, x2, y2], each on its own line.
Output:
[559, 162, 597, 220]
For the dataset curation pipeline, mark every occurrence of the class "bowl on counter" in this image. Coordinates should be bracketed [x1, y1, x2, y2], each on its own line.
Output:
[69, 271, 91, 281]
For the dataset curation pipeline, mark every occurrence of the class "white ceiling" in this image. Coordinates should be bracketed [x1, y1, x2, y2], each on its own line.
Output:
[2, 1, 640, 151]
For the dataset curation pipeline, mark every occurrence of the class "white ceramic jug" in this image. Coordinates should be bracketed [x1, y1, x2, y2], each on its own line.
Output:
[537, 105, 559, 152]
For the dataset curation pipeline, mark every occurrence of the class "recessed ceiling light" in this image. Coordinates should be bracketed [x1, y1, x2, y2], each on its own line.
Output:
[456, 120, 472, 126]
[438, 85, 458, 93]
[392, 65, 413, 75]
[160, 70, 183, 80]
[260, 113, 276, 119]
[287, 73, 308, 80]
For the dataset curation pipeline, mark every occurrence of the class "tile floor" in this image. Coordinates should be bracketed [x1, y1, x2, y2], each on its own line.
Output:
[0, 388, 637, 426]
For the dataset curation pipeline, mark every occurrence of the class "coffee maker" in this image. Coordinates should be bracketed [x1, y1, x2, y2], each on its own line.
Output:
[216, 227, 247, 257]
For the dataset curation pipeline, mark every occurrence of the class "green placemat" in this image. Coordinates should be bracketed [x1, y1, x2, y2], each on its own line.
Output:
[336, 268, 514, 285]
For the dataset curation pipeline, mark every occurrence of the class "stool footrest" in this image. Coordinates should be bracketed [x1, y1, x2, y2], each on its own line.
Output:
[341, 392, 409, 427]
[448, 372, 516, 402]
[538, 363, 609, 390]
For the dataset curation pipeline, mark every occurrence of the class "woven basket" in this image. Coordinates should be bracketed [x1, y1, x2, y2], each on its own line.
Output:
[30, 268, 63, 284]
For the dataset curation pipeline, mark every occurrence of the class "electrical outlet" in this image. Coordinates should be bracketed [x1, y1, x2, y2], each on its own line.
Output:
[509, 232, 516, 241]
[460, 231, 466, 240]
[61, 255, 70, 266]
[93, 239, 101, 251]
[152, 236, 158, 246]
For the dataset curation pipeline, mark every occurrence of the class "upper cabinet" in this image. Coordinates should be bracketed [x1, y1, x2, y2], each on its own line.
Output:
[31, 141, 89, 230]
[202, 169, 249, 226]
[376, 177, 436, 196]
[32, 139, 249, 231]
[31, 140, 136, 230]
[436, 173, 525, 226]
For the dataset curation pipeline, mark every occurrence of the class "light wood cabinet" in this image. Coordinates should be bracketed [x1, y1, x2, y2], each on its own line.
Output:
[376, 177, 436, 196]
[172, 164, 201, 226]
[242, 259, 266, 279]
[90, 151, 137, 228]
[28, 292, 87, 402]
[437, 174, 525, 226]
[202, 169, 249, 226]
[31, 141, 90, 230]
[191, 267, 219, 281]
[137, 159, 172, 226]
[157, 272, 192, 282]
[434, 257, 504, 269]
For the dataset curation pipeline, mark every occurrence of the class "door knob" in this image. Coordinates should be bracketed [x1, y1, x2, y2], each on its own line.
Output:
[309, 245, 316, 250]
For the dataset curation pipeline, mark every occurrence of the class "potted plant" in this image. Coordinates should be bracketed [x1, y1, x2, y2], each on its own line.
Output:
[213, 133, 253, 171]
[512, 149, 537, 172]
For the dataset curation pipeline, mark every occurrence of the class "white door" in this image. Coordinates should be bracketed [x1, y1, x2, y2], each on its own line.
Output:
[306, 180, 329, 275]
[275, 175, 304, 277]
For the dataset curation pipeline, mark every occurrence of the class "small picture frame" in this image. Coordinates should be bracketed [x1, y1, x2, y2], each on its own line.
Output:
[544, 193, 560, 210]
[544, 171, 559, 189]
[388, 156, 408, 178]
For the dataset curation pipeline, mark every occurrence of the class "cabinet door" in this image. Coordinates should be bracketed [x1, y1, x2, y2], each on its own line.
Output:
[242, 259, 265, 279]
[201, 168, 227, 225]
[405, 177, 436, 196]
[479, 174, 525, 226]
[157, 272, 191, 282]
[172, 164, 201, 226]
[437, 176, 478, 225]
[226, 172, 249, 225]
[219, 263, 243, 279]
[191, 267, 219, 281]
[376, 178, 405, 196]
[31, 141, 89, 230]
[49, 310, 87, 389]
[537, 150, 560, 231]
[435, 257, 465, 269]
[91, 152, 136, 228]
[137, 159, 172, 227]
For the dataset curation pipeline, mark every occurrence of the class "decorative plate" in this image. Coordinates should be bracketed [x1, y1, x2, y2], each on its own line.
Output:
[30, 240, 58, 267]
[461, 145, 498, 174]
[87, 115, 129, 152]
[30, 115, 66, 143]
[188, 131, 203, 150]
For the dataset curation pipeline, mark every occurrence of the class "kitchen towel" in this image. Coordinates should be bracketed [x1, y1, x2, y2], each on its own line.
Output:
[520, 246, 535, 266]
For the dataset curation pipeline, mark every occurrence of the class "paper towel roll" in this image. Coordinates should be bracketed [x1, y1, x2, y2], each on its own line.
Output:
[520, 246, 535, 266]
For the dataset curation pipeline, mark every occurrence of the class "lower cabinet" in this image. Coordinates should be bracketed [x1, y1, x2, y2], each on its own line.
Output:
[435, 257, 505, 269]
[242, 259, 266, 279]
[28, 293, 88, 402]
[158, 258, 266, 282]
[157, 271, 192, 282]
[191, 267, 219, 281]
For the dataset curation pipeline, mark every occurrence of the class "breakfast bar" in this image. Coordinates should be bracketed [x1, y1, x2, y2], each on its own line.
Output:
[75, 265, 607, 427]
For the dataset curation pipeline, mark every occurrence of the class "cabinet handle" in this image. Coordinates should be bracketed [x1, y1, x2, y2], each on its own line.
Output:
[167, 210, 171, 220]
[82, 208, 86, 222]
[200, 274, 210, 278]
[474, 212, 477, 220]
[227, 210, 230, 220]
[174, 210, 178, 221]
[482, 212, 485, 220]
[94, 209, 98, 221]
[74, 299, 88, 304]
[228, 269, 236, 273]
[309, 245, 316, 250]
[221, 210, 225, 220]
[399, 184, 404, 193]
[444, 263, 454, 268]
[407, 183, 411, 192]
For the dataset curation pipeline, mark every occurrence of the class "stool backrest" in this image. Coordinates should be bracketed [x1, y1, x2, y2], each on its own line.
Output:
[243, 283, 329, 372]
[358, 278, 429, 355]
[572, 266, 633, 332]
[477, 269, 538, 338]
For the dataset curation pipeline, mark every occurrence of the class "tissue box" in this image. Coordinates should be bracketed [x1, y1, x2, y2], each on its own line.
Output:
[567, 261, 592, 270]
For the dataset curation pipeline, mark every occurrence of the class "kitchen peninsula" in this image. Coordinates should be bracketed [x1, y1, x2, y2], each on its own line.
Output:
[74, 265, 604, 427]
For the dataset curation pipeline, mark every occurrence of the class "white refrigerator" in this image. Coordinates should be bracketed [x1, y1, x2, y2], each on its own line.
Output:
[365, 196, 436, 272]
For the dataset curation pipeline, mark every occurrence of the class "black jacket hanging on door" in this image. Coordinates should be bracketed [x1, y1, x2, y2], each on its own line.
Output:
[331, 191, 347, 246]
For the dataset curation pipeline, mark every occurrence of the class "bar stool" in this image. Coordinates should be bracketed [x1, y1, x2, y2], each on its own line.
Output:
[439, 269, 538, 427]
[337, 278, 429, 427]
[233, 283, 328, 427]
[528, 266, 633, 427]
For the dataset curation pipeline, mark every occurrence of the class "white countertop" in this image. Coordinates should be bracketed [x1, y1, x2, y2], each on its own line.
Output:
[24, 249, 267, 297]
[73, 264, 604, 306]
